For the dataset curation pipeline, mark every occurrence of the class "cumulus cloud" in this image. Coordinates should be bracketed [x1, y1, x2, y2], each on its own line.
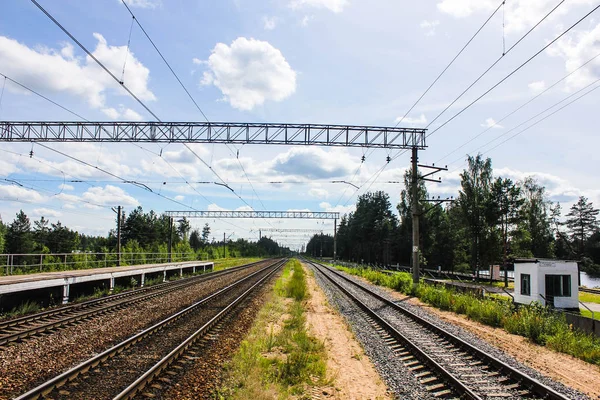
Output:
[319, 202, 355, 214]
[547, 23, 600, 91]
[437, 0, 592, 33]
[271, 147, 354, 179]
[122, 0, 160, 8]
[101, 105, 144, 121]
[396, 114, 427, 126]
[81, 185, 139, 206]
[420, 20, 440, 36]
[0, 33, 155, 110]
[263, 16, 277, 30]
[308, 188, 329, 199]
[0, 185, 45, 203]
[59, 183, 74, 191]
[32, 208, 62, 218]
[199, 37, 297, 110]
[528, 80, 546, 93]
[481, 117, 503, 129]
[290, 0, 348, 13]
[174, 195, 185, 201]
[301, 15, 314, 26]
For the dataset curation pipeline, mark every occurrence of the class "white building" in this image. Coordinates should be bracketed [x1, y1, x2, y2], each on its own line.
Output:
[513, 259, 579, 310]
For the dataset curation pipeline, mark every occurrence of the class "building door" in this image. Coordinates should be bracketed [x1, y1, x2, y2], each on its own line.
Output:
[545, 276, 555, 308]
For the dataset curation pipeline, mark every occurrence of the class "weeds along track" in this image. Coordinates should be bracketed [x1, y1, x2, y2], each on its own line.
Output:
[14, 258, 286, 400]
[0, 260, 269, 347]
[307, 259, 570, 400]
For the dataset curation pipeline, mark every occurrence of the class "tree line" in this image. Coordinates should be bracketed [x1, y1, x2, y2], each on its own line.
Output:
[0, 206, 289, 269]
[310, 155, 600, 275]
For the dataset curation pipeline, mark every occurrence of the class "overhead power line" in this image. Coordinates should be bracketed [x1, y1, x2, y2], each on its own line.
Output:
[394, 0, 504, 128]
[427, 2, 599, 137]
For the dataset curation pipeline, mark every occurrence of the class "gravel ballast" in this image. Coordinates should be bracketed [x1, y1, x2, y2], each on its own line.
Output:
[308, 263, 589, 400]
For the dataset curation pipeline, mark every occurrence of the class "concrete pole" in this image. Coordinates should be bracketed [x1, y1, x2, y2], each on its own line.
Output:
[168, 217, 173, 263]
[117, 206, 122, 267]
[223, 232, 226, 259]
[411, 147, 420, 287]
[333, 218, 337, 262]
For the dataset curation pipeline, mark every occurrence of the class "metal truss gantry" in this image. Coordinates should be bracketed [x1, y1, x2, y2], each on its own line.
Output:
[256, 228, 326, 233]
[164, 211, 339, 219]
[165, 210, 339, 260]
[0, 122, 426, 149]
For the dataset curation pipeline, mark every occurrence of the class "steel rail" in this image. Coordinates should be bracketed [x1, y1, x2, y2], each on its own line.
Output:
[310, 260, 569, 400]
[114, 259, 285, 399]
[308, 260, 478, 399]
[0, 260, 268, 346]
[14, 258, 284, 400]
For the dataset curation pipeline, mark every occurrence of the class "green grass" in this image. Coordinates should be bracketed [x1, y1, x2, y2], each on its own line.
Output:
[214, 257, 263, 271]
[217, 259, 327, 399]
[332, 263, 600, 366]
[579, 291, 600, 304]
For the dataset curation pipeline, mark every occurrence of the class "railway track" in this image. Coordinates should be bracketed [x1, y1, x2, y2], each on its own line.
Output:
[307, 259, 570, 400]
[14, 258, 286, 400]
[0, 259, 269, 347]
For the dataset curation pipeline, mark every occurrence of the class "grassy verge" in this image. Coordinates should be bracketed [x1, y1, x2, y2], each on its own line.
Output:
[331, 263, 600, 365]
[217, 259, 327, 399]
[214, 257, 263, 271]
[579, 291, 600, 305]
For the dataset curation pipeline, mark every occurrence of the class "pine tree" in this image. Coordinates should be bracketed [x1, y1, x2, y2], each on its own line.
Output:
[565, 196, 599, 257]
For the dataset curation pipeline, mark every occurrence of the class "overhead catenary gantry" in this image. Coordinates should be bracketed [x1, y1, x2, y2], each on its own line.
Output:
[165, 210, 340, 260]
[0, 121, 426, 149]
[0, 121, 428, 282]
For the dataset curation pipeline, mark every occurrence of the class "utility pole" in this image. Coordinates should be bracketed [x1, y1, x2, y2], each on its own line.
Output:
[223, 232, 226, 259]
[320, 233, 323, 259]
[112, 206, 122, 267]
[333, 218, 337, 262]
[411, 148, 420, 287]
[168, 217, 173, 263]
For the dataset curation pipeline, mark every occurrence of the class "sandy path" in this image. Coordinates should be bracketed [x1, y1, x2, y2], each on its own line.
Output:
[377, 285, 600, 399]
[303, 263, 391, 400]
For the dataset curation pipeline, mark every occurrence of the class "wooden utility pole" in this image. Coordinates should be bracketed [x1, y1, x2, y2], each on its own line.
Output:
[223, 232, 226, 258]
[411, 147, 420, 287]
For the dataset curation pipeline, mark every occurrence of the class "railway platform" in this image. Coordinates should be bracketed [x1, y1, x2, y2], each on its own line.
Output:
[0, 261, 214, 304]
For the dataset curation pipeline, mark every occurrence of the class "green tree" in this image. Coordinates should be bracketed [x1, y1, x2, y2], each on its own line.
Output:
[565, 196, 599, 257]
[520, 177, 554, 258]
[458, 155, 495, 276]
[189, 229, 202, 251]
[201, 223, 211, 245]
[6, 210, 35, 265]
[177, 217, 191, 242]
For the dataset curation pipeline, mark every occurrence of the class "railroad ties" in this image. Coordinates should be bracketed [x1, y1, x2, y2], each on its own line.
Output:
[307, 259, 569, 400]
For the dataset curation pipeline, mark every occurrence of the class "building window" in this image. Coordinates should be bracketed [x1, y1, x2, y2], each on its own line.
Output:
[546, 275, 572, 297]
[521, 273, 531, 296]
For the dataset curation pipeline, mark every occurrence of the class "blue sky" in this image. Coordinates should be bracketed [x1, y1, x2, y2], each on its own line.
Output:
[0, 0, 599, 249]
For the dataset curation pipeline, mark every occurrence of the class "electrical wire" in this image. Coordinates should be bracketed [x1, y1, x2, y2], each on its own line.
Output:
[427, 2, 599, 137]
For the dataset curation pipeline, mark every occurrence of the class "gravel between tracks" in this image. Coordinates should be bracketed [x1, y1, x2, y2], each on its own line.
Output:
[0, 262, 270, 400]
[309, 264, 434, 400]
[316, 265, 589, 400]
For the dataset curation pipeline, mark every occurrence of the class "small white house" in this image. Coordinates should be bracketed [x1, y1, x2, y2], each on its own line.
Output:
[513, 259, 579, 310]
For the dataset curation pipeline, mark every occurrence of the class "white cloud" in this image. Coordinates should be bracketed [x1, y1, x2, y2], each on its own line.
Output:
[59, 183, 74, 191]
[437, 0, 592, 33]
[528, 80, 546, 93]
[32, 208, 62, 218]
[420, 20, 440, 36]
[0, 33, 155, 109]
[318, 202, 355, 215]
[122, 0, 160, 9]
[308, 188, 329, 199]
[301, 15, 314, 26]
[174, 195, 185, 201]
[547, 23, 600, 91]
[481, 117, 503, 129]
[81, 185, 139, 206]
[396, 113, 427, 126]
[102, 105, 144, 121]
[0, 185, 45, 203]
[263, 16, 277, 30]
[199, 37, 297, 110]
[290, 0, 348, 13]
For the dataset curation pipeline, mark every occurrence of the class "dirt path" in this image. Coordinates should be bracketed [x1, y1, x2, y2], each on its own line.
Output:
[303, 263, 391, 400]
[377, 285, 600, 399]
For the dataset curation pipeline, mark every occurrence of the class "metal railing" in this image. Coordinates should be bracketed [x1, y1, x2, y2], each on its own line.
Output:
[1, 252, 211, 276]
